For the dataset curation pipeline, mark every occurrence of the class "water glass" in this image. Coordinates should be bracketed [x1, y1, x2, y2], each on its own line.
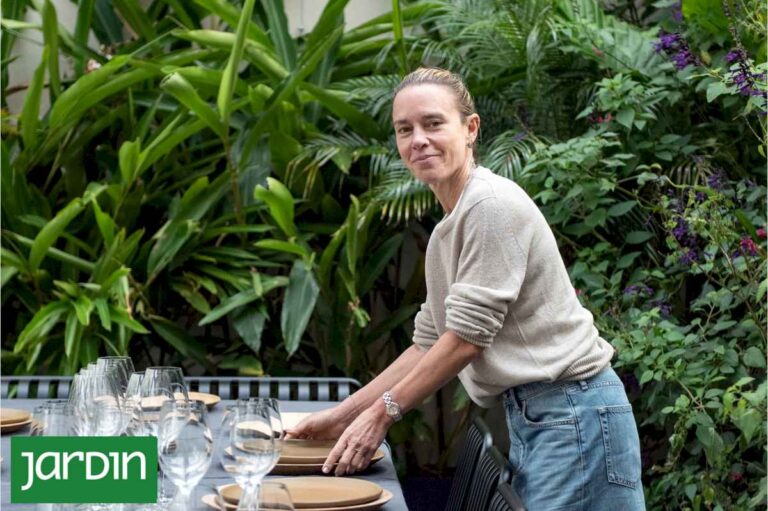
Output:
[31, 400, 73, 436]
[226, 401, 276, 511]
[158, 400, 213, 511]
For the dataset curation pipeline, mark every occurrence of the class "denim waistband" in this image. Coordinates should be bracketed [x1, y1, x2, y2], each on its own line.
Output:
[504, 365, 619, 402]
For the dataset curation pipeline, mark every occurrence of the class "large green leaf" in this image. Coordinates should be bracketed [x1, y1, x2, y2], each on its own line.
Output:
[390, 0, 407, 75]
[161, 72, 226, 138]
[359, 233, 402, 295]
[280, 260, 319, 356]
[41, 0, 60, 99]
[20, 45, 48, 149]
[148, 316, 212, 370]
[15, 300, 69, 353]
[300, 83, 383, 138]
[29, 184, 106, 271]
[48, 55, 130, 127]
[112, 0, 156, 41]
[198, 289, 261, 325]
[253, 177, 297, 237]
[217, 0, 257, 124]
[73, 0, 95, 75]
[261, 0, 296, 70]
[232, 306, 267, 354]
[192, 0, 272, 47]
[147, 172, 229, 278]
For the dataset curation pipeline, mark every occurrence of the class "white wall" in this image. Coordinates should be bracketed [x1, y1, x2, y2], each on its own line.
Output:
[5, 0, 390, 114]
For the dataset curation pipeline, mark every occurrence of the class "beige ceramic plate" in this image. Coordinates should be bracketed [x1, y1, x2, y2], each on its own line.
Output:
[222, 447, 385, 473]
[281, 412, 311, 430]
[140, 392, 220, 409]
[220, 477, 383, 508]
[187, 391, 221, 409]
[279, 439, 341, 464]
[0, 408, 30, 425]
[202, 490, 393, 511]
[0, 418, 33, 434]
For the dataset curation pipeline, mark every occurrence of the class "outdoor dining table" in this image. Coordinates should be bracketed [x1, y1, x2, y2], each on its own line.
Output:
[0, 399, 409, 510]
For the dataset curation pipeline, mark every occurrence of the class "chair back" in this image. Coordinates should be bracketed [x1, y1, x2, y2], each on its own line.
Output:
[1, 376, 73, 399]
[489, 481, 526, 511]
[184, 376, 360, 401]
[2, 375, 360, 402]
[445, 417, 494, 511]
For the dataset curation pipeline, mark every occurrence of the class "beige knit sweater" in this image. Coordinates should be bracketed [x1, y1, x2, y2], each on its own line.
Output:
[413, 166, 615, 408]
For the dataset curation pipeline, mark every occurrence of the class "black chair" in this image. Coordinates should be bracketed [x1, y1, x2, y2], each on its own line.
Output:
[464, 442, 510, 511]
[1, 375, 360, 402]
[445, 417, 494, 511]
[0, 375, 73, 399]
[489, 481, 526, 511]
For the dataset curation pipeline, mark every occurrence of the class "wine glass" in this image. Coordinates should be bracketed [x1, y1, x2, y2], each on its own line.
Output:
[227, 401, 276, 511]
[158, 399, 213, 511]
[139, 367, 189, 506]
[68, 371, 123, 436]
[262, 398, 284, 470]
[97, 356, 135, 395]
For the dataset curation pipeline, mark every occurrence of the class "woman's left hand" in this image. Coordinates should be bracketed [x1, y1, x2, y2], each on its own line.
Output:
[322, 405, 392, 476]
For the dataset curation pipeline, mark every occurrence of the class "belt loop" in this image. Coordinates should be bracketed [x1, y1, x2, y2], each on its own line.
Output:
[511, 387, 523, 410]
[579, 380, 588, 391]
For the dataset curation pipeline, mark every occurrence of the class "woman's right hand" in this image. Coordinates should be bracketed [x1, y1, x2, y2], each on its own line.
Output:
[284, 405, 354, 440]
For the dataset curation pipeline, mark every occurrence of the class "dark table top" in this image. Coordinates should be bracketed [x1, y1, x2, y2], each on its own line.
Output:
[0, 399, 408, 510]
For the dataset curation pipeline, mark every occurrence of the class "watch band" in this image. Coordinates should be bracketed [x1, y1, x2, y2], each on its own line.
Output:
[382, 391, 402, 422]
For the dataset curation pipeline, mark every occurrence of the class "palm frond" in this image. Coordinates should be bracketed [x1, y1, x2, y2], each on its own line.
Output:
[480, 130, 543, 181]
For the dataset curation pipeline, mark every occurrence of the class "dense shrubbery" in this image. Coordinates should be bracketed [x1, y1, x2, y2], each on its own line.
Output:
[1, 0, 765, 508]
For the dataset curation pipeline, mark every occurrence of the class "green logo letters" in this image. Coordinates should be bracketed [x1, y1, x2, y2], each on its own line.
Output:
[11, 437, 157, 503]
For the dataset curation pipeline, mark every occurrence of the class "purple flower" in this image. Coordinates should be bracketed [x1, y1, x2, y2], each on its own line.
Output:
[672, 218, 688, 241]
[679, 248, 698, 265]
[623, 285, 640, 295]
[672, 3, 683, 22]
[695, 191, 707, 202]
[706, 170, 726, 191]
[725, 47, 767, 98]
[512, 132, 526, 141]
[740, 237, 759, 256]
[725, 50, 742, 63]
[655, 31, 700, 69]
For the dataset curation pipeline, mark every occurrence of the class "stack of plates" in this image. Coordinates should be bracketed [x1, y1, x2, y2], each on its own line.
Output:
[274, 440, 385, 475]
[224, 439, 385, 475]
[0, 408, 32, 434]
[141, 392, 221, 410]
[203, 477, 393, 511]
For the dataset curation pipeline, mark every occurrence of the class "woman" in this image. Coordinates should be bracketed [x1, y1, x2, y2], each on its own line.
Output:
[286, 68, 645, 510]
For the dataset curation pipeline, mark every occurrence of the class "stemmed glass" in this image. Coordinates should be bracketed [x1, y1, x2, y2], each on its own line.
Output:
[68, 370, 124, 436]
[225, 400, 276, 511]
[139, 367, 190, 506]
[96, 356, 135, 395]
[263, 398, 284, 470]
[158, 399, 213, 511]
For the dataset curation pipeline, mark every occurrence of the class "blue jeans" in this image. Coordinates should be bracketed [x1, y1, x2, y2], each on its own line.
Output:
[503, 367, 646, 510]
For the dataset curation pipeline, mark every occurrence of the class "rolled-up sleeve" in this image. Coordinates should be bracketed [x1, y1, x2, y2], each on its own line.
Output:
[413, 300, 439, 351]
[445, 198, 529, 348]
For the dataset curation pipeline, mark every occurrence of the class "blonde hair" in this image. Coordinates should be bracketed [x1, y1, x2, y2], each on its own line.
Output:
[393, 67, 476, 122]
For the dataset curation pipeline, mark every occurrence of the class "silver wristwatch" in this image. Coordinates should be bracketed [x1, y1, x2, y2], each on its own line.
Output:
[382, 391, 402, 422]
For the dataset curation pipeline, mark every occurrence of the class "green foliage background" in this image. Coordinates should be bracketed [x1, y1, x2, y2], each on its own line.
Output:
[1, 0, 766, 508]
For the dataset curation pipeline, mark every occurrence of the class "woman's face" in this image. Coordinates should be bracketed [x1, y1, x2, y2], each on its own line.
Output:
[392, 83, 479, 186]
